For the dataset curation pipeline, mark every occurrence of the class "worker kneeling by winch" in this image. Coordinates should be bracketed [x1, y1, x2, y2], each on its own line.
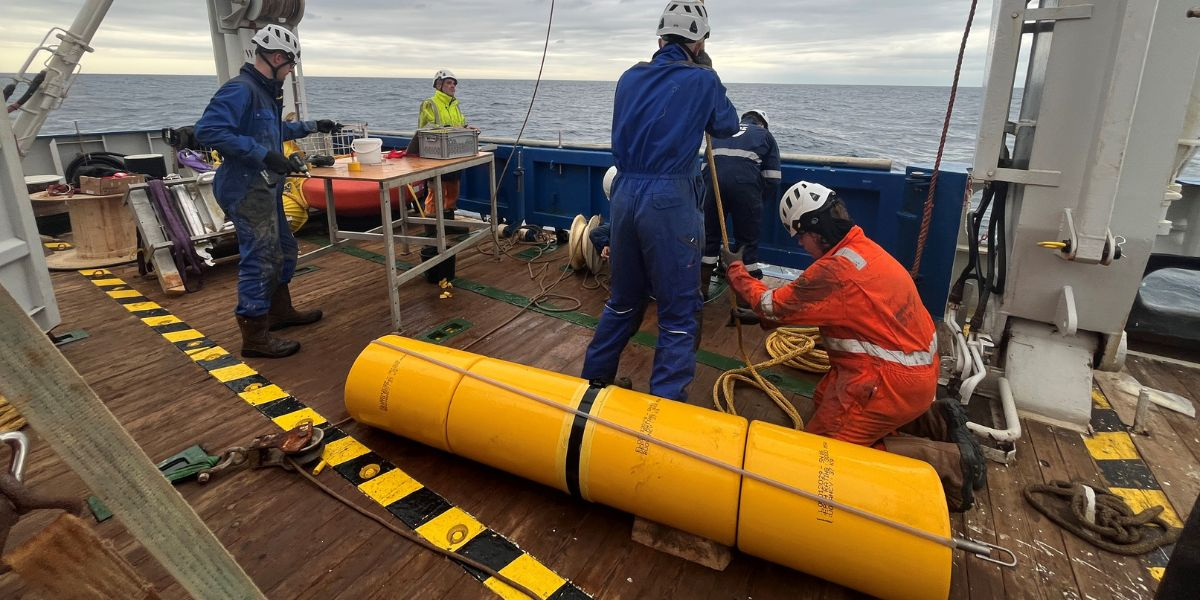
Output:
[723, 181, 987, 511]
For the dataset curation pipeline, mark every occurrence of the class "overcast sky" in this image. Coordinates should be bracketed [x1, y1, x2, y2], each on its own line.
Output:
[1, 1, 996, 85]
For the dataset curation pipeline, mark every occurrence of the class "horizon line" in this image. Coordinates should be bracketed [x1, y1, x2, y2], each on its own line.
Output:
[8, 72, 992, 88]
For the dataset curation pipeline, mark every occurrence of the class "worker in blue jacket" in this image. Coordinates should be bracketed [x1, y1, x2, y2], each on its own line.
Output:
[701, 109, 781, 287]
[195, 24, 340, 358]
[581, 1, 739, 401]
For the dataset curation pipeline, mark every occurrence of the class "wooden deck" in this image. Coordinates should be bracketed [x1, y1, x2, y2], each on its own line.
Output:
[2, 228, 1198, 599]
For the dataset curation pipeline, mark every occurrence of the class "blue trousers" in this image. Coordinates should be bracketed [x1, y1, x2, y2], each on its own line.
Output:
[219, 175, 297, 317]
[703, 179, 764, 269]
[581, 174, 703, 401]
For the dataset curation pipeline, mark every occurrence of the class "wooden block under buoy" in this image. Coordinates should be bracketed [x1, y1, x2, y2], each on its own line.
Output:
[631, 516, 732, 571]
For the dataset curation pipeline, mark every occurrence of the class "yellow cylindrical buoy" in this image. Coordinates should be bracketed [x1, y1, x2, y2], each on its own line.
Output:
[345, 335, 952, 600]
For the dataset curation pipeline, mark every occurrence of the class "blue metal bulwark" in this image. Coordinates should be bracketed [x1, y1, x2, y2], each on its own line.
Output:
[377, 135, 966, 318]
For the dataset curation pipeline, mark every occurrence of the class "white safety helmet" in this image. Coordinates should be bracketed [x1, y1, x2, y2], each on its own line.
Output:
[657, 1, 711, 42]
[602, 166, 618, 200]
[742, 109, 769, 129]
[780, 181, 837, 238]
[251, 24, 300, 61]
[433, 69, 457, 88]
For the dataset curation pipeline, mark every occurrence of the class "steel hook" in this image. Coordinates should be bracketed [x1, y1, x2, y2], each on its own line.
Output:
[954, 536, 1018, 567]
[0, 431, 29, 481]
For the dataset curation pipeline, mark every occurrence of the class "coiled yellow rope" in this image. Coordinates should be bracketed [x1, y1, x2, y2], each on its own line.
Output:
[701, 132, 833, 431]
[766, 327, 831, 374]
[0, 394, 26, 432]
[711, 326, 829, 430]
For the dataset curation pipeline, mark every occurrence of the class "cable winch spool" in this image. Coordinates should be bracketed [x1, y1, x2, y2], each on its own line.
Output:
[568, 215, 587, 270]
[582, 215, 604, 274]
[567, 214, 605, 274]
[250, 0, 305, 26]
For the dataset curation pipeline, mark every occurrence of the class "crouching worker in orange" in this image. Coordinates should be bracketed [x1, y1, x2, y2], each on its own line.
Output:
[722, 180, 986, 511]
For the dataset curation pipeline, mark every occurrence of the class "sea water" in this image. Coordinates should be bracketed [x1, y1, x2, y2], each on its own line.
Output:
[32, 74, 1200, 178]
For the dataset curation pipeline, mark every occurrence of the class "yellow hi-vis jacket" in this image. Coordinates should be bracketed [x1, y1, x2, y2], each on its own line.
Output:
[418, 89, 467, 128]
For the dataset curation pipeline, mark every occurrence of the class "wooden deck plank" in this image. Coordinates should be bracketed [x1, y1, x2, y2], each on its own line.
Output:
[1001, 428, 1082, 599]
[1124, 358, 1200, 473]
[949, 512, 971, 599]
[16, 232, 1192, 599]
[1029, 421, 1158, 600]
[985, 432, 1056, 600]
[1095, 369, 1200, 524]
[961, 481, 1006, 599]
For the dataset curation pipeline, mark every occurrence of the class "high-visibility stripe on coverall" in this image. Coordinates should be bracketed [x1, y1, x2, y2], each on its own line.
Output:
[727, 225, 939, 442]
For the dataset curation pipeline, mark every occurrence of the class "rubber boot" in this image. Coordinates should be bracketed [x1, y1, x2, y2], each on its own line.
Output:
[238, 315, 300, 358]
[268, 285, 323, 331]
[937, 398, 987, 512]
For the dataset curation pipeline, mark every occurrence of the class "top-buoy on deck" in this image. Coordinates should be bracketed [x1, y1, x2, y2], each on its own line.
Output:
[345, 335, 956, 600]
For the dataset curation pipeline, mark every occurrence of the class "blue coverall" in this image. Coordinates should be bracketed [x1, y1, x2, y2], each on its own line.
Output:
[701, 115, 781, 275]
[195, 64, 316, 317]
[581, 43, 739, 401]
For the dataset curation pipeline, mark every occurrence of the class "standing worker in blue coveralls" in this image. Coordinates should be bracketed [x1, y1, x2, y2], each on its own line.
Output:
[581, 1, 740, 401]
[195, 24, 341, 359]
[700, 109, 781, 289]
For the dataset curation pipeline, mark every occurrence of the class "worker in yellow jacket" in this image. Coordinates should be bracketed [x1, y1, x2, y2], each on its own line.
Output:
[418, 69, 480, 221]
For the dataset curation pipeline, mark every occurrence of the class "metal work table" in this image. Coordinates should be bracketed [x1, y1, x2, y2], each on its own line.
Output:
[302, 152, 498, 330]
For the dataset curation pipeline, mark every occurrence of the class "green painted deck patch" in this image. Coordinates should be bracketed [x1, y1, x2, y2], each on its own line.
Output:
[419, 318, 473, 344]
[299, 234, 816, 396]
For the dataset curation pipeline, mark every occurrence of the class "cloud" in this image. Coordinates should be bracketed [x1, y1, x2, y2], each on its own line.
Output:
[0, 0, 993, 85]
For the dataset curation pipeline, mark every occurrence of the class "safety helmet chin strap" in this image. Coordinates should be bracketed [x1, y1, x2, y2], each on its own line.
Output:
[259, 49, 295, 81]
[801, 200, 855, 250]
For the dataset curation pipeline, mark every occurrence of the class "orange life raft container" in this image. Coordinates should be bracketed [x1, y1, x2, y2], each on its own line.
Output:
[301, 178, 423, 217]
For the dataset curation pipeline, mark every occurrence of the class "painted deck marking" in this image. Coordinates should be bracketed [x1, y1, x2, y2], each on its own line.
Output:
[79, 268, 590, 599]
[1085, 385, 1178, 582]
[303, 236, 819, 398]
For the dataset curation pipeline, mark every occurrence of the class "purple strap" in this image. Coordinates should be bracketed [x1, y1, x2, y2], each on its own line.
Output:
[177, 149, 214, 173]
[147, 178, 206, 292]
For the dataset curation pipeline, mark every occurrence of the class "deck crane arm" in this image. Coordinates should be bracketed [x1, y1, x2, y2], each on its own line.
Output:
[6, 0, 114, 156]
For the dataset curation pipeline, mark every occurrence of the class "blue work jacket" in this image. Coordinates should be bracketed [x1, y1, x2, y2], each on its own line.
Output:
[704, 116, 782, 204]
[195, 63, 314, 202]
[611, 44, 739, 178]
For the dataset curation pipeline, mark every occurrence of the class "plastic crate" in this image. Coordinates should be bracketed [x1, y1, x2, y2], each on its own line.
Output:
[417, 127, 479, 159]
[296, 121, 368, 158]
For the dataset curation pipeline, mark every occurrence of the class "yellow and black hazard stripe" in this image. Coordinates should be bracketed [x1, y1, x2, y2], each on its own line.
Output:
[1084, 386, 1183, 582]
[80, 269, 590, 600]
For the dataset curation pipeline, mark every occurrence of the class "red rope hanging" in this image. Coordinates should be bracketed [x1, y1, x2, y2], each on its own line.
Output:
[910, 0, 980, 278]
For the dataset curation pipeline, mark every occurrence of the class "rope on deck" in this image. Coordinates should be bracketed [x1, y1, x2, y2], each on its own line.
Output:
[1024, 480, 1181, 555]
[0, 395, 27, 433]
[712, 327, 829, 430]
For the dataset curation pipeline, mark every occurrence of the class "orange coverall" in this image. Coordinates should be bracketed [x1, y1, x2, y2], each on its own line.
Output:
[727, 226, 938, 445]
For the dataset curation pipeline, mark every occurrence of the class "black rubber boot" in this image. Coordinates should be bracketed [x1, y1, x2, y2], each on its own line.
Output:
[939, 398, 987, 511]
[268, 285, 323, 331]
[238, 314, 300, 358]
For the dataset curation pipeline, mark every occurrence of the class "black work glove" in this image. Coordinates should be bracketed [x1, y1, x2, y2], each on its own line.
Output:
[263, 150, 292, 174]
[720, 245, 743, 268]
[315, 119, 342, 133]
[694, 49, 713, 68]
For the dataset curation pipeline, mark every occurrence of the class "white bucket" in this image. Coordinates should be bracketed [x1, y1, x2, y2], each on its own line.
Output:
[352, 138, 383, 165]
